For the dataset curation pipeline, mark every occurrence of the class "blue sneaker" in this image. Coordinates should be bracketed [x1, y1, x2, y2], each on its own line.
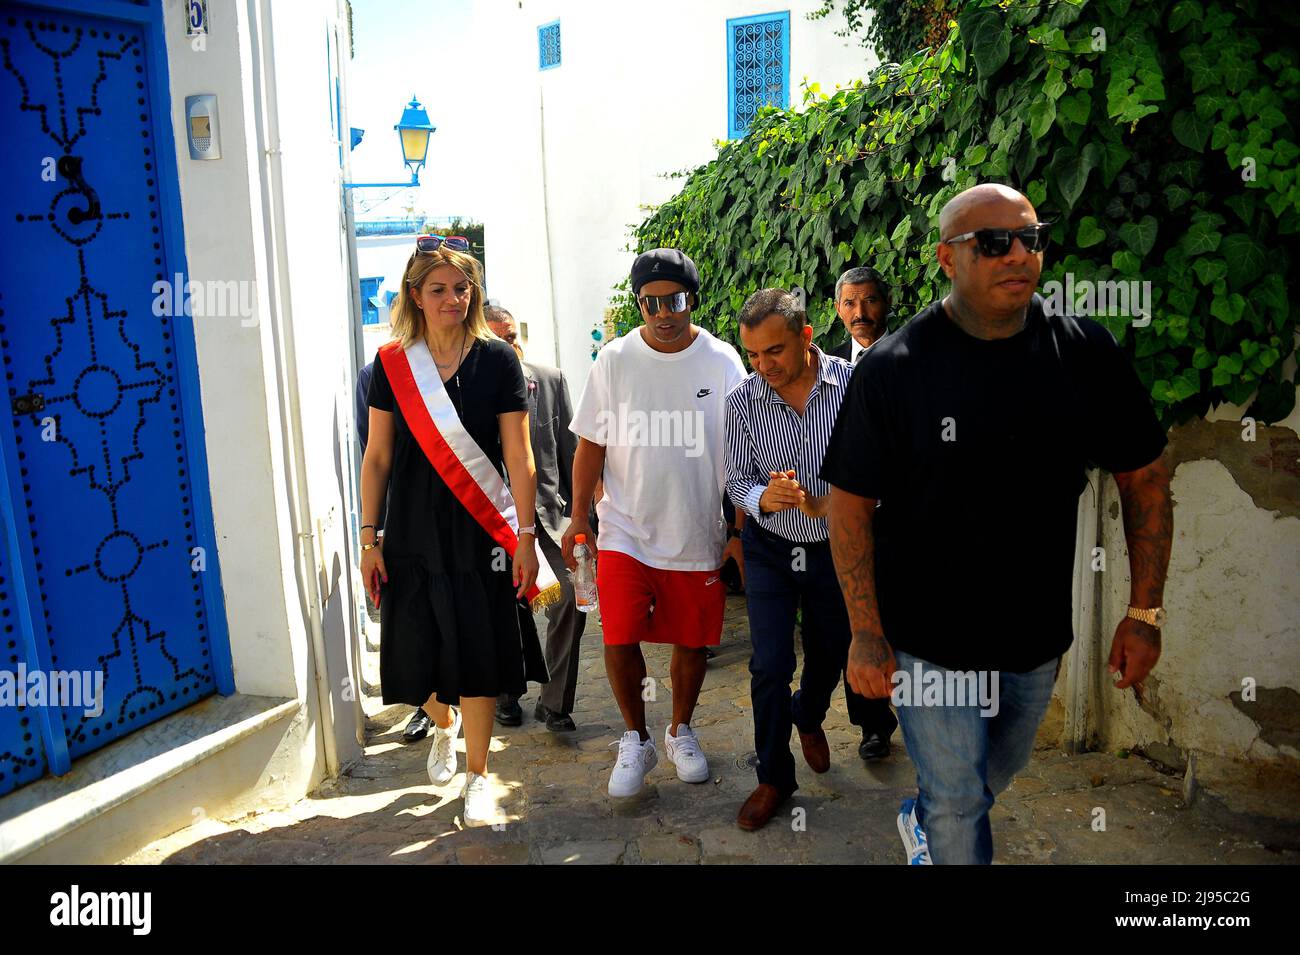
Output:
[897, 798, 933, 865]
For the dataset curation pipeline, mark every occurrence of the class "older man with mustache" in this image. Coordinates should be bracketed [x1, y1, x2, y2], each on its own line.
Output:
[821, 183, 1172, 864]
[829, 266, 894, 365]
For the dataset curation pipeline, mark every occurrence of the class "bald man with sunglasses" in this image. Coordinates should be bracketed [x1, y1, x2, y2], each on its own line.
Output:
[821, 183, 1172, 864]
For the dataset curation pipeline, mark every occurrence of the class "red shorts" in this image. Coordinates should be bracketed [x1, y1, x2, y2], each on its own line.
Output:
[596, 550, 726, 648]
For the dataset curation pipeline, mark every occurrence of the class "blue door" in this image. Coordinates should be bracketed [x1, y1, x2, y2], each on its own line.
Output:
[0, 1, 233, 796]
[360, 277, 381, 326]
[0, 529, 47, 793]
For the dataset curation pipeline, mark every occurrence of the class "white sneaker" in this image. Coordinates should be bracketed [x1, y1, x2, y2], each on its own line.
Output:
[426, 706, 461, 786]
[897, 798, 933, 865]
[607, 730, 658, 797]
[664, 723, 709, 783]
[461, 772, 498, 828]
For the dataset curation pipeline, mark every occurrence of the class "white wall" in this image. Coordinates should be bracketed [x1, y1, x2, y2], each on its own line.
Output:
[163, 0, 365, 783]
[266, 0, 367, 768]
[164, 0, 305, 704]
[474, 0, 876, 389]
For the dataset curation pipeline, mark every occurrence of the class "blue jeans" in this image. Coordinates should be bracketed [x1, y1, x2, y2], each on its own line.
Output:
[894, 649, 1058, 864]
[743, 523, 897, 794]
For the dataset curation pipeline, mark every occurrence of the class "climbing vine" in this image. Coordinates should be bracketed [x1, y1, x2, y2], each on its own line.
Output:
[809, 0, 957, 64]
[612, 0, 1299, 426]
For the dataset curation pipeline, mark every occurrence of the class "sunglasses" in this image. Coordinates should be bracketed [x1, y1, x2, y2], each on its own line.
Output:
[638, 291, 690, 315]
[416, 234, 471, 253]
[942, 223, 1052, 257]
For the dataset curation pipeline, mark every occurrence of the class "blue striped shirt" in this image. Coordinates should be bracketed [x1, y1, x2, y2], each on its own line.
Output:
[724, 345, 852, 543]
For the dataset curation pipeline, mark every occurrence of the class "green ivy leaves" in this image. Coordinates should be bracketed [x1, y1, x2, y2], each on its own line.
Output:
[960, 6, 1010, 79]
[1118, 216, 1158, 257]
[1076, 216, 1106, 247]
[1048, 143, 1098, 211]
[1219, 234, 1267, 287]
[618, 0, 1297, 425]
[1172, 110, 1212, 151]
[1028, 98, 1056, 139]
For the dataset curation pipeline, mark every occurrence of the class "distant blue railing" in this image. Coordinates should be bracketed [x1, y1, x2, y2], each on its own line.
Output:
[355, 217, 426, 237]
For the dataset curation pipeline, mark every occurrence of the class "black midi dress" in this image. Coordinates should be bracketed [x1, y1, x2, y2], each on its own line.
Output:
[367, 336, 548, 704]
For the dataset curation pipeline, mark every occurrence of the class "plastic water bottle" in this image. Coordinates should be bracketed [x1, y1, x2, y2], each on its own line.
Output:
[573, 534, 598, 613]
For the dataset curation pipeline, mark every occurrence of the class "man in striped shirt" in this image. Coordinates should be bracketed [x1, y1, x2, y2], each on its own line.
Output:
[724, 288, 897, 831]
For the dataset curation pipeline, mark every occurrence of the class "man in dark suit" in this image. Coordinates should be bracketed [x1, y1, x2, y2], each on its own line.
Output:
[356, 365, 389, 600]
[829, 266, 893, 365]
[825, 267, 899, 762]
[487, 306, 588, 732]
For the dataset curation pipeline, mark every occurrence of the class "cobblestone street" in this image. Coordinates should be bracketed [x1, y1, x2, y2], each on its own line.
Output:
[126, 597, 1300, 865]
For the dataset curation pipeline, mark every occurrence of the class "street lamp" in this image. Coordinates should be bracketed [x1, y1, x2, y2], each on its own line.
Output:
[395, 96, 434, 180]
[342, 95, 438, 397]
[344, 96, 435, 189]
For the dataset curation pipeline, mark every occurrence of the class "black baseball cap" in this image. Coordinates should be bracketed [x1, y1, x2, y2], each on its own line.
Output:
[630, 248, 700, 296]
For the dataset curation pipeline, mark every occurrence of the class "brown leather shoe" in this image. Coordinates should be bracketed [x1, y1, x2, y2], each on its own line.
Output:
[799, 726, 831, 773]
[736, 783, 792, 831]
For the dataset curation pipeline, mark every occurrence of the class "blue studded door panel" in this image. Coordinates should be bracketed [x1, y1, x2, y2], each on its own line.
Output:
[0, 3, 225, 788]
[0, 530, 47, 796]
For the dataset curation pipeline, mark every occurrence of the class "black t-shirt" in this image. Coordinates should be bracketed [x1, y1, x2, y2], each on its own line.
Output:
[820, 294, 1167, 672]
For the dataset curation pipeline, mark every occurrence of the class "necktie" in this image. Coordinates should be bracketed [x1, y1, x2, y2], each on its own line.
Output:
[853, 347, 866, 366]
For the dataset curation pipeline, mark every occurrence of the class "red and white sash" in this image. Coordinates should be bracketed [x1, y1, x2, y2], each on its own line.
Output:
[378, 338, 562, 612]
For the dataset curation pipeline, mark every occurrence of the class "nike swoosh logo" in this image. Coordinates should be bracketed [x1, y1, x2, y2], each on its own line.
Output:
[696, 389, 712, 398]
[705, 575, 720, 586]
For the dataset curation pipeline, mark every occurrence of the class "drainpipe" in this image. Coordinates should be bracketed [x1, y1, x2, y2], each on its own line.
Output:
[538, 85, 562, 369]
[247, 0, 340, 779]
[336, 17, 368, 751]
[1065, 468, 1105, 754]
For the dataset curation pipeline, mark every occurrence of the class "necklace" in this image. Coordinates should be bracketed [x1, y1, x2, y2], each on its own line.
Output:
[429, 325, 469, 370]
[432, 324, 469, 421]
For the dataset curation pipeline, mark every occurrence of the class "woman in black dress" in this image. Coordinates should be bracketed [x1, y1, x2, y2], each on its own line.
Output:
[360, 237, 545, 826]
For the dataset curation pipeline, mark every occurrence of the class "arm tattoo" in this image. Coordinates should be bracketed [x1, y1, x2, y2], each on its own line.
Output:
[830, 491, 886, 647]
[1114, 455, 1174, 642]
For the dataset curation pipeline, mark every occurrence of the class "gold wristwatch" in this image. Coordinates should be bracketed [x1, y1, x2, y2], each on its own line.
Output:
[1126, 606, 1167, 628]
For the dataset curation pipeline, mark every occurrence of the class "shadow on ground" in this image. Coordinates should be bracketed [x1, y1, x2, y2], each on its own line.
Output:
[127, 597, 1300, 864]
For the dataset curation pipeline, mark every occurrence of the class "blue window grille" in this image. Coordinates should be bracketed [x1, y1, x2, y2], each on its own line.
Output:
[726, 11, 790, 139]
[360, 277, 381, 325]
[538, 20, 561, 70]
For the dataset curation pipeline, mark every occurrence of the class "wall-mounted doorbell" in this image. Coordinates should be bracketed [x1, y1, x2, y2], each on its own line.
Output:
[185, 94, 221, 160]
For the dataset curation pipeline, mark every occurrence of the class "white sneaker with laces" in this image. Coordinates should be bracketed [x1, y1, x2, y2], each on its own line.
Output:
[461, 772, 498, 828]
[664, 723, 709, 783]
[607, 730, 658, 797]
[426, 706, 461, 786]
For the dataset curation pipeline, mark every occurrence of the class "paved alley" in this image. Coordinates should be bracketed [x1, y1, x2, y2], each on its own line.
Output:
[125, 597, 1299, 865]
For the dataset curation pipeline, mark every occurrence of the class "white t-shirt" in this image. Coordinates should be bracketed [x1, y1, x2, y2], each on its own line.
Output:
[571, 326, 747, 571]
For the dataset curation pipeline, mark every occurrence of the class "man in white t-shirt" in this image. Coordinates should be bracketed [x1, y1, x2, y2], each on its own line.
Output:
[564, 248, 747, 798]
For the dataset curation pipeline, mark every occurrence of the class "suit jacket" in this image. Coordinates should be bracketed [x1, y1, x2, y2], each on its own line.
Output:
[355, 361, 388, 528]
[827, 330, 891, 364]
[356, 361, 374, 452]
[522, 360, 578, 537]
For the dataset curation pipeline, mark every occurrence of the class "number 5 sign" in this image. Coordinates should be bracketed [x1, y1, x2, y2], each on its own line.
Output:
[187, 0, 209, 37]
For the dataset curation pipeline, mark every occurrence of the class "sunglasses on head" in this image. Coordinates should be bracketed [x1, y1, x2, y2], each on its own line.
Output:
[942, 222, 1052, 257]
[416, 234, 471, 253]
[638, 291, 690, 315]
